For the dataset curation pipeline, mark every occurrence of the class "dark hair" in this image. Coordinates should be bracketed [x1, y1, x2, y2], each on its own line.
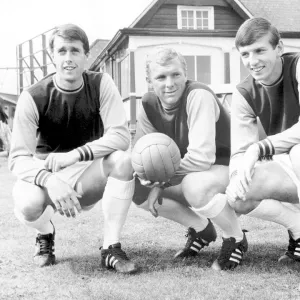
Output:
[235, 17, 281, 50]
[49, 24, 90, 54]
[0, 104, 8, 124]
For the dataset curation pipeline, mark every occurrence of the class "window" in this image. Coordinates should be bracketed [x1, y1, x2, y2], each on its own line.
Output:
[184, 55, 211, 84]
[118, 55, 130, 99]
[178, 6, 214, 30]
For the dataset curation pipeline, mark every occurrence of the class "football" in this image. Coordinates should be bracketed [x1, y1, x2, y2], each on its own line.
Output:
[131, 132, 181, 182]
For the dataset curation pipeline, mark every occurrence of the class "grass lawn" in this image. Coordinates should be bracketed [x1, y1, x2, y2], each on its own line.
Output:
[1, 156, 300, 300]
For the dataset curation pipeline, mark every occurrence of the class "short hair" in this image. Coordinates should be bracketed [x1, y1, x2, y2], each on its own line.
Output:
[235, 17, 281, 50]
[49, 24, 90, 54]
[145, 47, 187, 82]
[0, 104, 8, 124]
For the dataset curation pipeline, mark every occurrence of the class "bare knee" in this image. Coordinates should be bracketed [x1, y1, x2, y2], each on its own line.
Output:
[103, 150, 133, 180]
[13, 180, 49, 221]
[231, 199, 258, 214]
[182, 169, 227, 209]
[182, 177, 220, 208]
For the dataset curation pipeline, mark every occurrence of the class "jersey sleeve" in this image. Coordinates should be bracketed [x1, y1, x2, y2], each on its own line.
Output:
[8, 91, 53, 186]
[229, 88, 260, 177]
[75, 73, 130, 160]
[177, 89, 220, 175]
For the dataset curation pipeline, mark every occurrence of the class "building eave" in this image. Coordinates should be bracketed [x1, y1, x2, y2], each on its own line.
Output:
[89, 28, 239, 70]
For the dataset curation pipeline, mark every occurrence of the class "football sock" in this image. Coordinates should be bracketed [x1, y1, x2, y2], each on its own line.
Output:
[102, 177, 135, 249]
[137, 197, 209, 232]
[247, 199, 300, 239]
[14, 205, 55, 235]
[192, 193, 243, 241]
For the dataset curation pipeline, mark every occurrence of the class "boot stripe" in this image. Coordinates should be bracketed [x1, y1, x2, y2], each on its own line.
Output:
[193, 241, 204, 249]
[235, 249, 242, 254]
[232, 253, 242, 259]
[191, 246, 201, 252]
[112, 258, 118, 267]
[230, 257, 241, 264]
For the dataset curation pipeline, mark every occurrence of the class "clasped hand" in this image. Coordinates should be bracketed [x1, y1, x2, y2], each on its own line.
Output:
[135, 173, 166, 218]
[45, 176, 82, 218]
[44, 150, 80, 173]
[226, 144, 259, 203]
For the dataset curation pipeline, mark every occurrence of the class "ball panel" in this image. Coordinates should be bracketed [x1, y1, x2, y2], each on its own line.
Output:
[150, 144, 169, 182]
[157, 144, 176, 180]
[140, 146, 156, 181]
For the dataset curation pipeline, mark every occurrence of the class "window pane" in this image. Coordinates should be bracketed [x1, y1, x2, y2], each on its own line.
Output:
[182, 19, 187, 27]
[188, 18, 194, 28]
[203, 11, 208, 18]
[184, 56, 195, 81]
[196, 11, 202, 18]
[182, 11, 187, 18]
[196, 19, 203, 29]
[203, 19, 208, 27]
[187, 11, 193, 18]
[196, 56, 211, 84]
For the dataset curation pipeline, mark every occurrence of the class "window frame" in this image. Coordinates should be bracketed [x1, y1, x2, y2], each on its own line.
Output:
[177, 6, 214, 30]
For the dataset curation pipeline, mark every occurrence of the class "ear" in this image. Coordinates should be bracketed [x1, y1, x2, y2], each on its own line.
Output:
[277, 40, 284, 56]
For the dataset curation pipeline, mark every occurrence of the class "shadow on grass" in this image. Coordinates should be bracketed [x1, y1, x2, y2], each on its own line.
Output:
[55, 241, 300, 278]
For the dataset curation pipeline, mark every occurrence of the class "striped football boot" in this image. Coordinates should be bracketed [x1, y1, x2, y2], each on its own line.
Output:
[212, 231, 248, 271]
[100, 243, 138, 274]
[174, 219, 217, 259]
[278, 231, 300, 263]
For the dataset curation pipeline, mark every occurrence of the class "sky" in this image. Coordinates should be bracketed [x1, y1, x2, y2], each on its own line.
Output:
[0, 0, 154, 94]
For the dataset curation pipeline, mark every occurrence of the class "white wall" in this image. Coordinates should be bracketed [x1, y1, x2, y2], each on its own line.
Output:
[128, 35, 236, 97]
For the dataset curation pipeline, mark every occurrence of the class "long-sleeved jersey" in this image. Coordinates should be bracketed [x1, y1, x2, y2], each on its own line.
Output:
[134, 80, 231, 176]
[230, 52, 300, 176]
[9, 71, 130, 186]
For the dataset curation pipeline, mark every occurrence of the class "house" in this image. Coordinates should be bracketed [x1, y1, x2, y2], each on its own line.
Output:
[86, 39, 110, 69]
[89, 0, 300, 132]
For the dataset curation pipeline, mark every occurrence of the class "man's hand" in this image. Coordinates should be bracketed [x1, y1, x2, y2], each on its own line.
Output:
[45, 175, 82, 218]
[226, 144, 259, 202]
[226, 175, 245, 203]
[147, 186, 164, 218]
[44, 150, 80, 172]
[134, 173, 166, 217]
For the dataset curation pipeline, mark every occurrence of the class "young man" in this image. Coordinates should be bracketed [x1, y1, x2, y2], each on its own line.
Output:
[9, 24, 137, 273]
[226, 17, 300, 263]
[132, 47, 246, 270]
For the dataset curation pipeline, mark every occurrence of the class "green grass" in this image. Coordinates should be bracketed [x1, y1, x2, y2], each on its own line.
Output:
[1, 156, 300, 300]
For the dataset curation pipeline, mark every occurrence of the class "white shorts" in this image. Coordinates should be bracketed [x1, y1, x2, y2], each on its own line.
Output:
[34, 157, 104, 188]
[273, 153, 300, 202]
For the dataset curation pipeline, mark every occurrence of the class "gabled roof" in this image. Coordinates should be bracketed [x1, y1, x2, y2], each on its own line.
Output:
[86, 39, 109, 69]
[129, 0, 164, 28]
[89, 0, 300, 70]
[130, 0, 300, 32]
[238, 0, 300, 31]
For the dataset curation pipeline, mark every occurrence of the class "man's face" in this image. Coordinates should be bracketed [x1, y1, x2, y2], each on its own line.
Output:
[51, 36, 88, 88]
[239, 33, 283, 85]
[149, 58, 187, 109]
